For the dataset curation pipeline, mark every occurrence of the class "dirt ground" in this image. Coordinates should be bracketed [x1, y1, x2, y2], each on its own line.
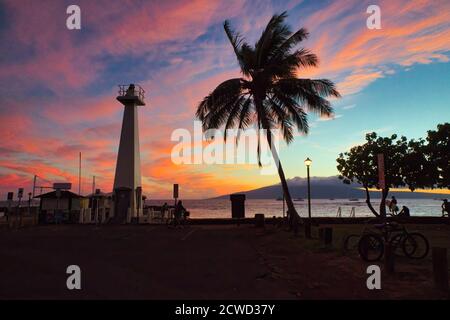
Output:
[0, 223, 449, 299]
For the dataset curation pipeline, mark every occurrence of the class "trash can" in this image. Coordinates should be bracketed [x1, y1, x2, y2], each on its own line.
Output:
[254, 213, 265, 228]
[230, 194, 245, 219]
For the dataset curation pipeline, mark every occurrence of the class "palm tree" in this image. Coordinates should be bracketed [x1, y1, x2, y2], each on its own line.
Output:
[196, 12, 340, 228]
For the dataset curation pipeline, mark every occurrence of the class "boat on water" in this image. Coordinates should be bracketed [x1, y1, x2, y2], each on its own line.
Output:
[276, 197, 283, 201]
[348, 198, 359, 202]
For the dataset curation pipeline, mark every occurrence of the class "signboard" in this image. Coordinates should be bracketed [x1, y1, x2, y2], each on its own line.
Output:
[377, 153, 385, 190]
[53, 182, 72, 190]
[173, 184, 179, 199]
[7, 192, 13, 201]
[18, 188, 24, 199]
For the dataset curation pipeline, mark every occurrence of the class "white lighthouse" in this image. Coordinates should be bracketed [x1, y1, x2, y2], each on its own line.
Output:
[112, 84, 145, 223]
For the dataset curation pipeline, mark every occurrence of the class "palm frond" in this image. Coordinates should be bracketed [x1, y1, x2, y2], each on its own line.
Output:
[223, 96, 246, 141]
[224, 21, 252, 76]
[273, 78, 339, 117]
[269, 92, 308, 135]
[270, 27, 309, 62]
[267, 97, 294, 143]
[292, 49, 319, 69]
[196, 78, 245, 122]
[255, 12, 291, 67]
[235, 97, 253, 144]
[198, 12, 340, 149]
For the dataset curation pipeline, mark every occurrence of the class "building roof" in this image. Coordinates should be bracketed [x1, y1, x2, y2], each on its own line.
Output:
[34, 190, 85, 199]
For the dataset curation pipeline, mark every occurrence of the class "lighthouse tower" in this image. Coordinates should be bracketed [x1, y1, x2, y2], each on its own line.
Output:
[112, 84, 145, 223]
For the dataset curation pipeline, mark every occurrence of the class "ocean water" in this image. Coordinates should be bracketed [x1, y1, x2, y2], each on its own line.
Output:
[147, 198, 447, 219]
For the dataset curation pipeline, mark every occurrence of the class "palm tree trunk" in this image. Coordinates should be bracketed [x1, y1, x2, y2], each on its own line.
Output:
[266, 130, 301, 230]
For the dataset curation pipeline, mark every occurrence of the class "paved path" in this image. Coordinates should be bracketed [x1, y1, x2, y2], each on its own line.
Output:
[0, 225, 294, 299]
[1, 225, 446, 299]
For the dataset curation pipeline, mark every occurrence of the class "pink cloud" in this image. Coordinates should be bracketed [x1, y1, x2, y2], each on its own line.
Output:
[299, 0, 450, 94]
[1, 0, 449, 198]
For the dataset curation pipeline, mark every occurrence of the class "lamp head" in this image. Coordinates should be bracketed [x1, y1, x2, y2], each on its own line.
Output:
[304, 157, 312, 167]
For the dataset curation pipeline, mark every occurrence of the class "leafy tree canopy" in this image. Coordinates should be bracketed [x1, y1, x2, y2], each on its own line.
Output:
[426, 123, 450, 189]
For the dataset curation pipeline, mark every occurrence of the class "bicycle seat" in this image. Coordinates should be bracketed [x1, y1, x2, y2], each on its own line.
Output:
[374, 222, 400, 231]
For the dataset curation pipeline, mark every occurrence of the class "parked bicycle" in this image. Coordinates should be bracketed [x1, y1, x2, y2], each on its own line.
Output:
[343, 221, 429, 262]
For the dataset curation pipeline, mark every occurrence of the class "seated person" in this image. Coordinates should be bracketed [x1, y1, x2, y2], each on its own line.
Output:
[398, 206, 410, 218]
[389, 196, 399, 215]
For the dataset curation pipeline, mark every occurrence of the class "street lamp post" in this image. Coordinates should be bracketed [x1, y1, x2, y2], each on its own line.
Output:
[304, 158, 312, 219]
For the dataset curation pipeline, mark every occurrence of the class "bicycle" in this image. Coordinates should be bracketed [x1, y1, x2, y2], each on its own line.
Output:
[166, 211, 190, 228]
[344, 220, 429, 262]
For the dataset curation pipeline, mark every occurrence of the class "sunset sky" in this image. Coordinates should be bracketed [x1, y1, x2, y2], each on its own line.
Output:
[0, 0, 449, 199]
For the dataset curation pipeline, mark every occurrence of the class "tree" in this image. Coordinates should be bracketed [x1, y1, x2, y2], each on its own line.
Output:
[196, 12, 340, 228]
[426, 123, 450, 189]
[402, 138, 435, 191]
[336, 133, 430, 218]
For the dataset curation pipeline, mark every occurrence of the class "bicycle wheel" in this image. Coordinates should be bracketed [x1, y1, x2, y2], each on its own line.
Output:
[402, 232, 429, 259]
[343, 234, 360, 253]
[358, 234, 384, 262]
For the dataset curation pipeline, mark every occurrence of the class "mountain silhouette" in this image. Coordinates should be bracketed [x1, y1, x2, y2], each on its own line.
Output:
[214, 176, 446, 199]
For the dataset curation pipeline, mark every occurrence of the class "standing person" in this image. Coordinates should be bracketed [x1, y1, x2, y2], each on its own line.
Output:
[161, 202, 168, 221]
[174, 200, 185, 228]
[442, 199, 450, 217]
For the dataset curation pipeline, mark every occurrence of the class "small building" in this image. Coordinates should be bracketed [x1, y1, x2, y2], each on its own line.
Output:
[85, 190, 113, 223]
[35, 190, 87, 224]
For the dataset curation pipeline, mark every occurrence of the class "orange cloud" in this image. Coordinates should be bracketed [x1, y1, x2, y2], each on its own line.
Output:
[1, 0, 449, 198]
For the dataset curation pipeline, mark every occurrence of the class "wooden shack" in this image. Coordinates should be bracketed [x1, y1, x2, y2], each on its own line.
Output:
[35, 190, 87, 224]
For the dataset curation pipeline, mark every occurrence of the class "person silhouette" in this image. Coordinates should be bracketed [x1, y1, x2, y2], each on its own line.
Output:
[174, 200, 186, 227]
[389, 196, 398, 214]
[161, 202, 168, 220]
[442, 199, 449, 217]
[398, 206, 410, 217]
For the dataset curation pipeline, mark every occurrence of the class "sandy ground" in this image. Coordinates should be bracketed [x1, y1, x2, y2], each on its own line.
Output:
[0, 224, 448, 299]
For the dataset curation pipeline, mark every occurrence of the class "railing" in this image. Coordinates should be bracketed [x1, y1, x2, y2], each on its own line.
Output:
[336, 206, 356, 217]
[118, 84, 145, 101]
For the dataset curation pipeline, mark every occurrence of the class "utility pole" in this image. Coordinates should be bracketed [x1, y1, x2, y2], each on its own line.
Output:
[32, 175, 37, 198]
[92, 175, 95, 195]
[78, 152, 82, 195]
